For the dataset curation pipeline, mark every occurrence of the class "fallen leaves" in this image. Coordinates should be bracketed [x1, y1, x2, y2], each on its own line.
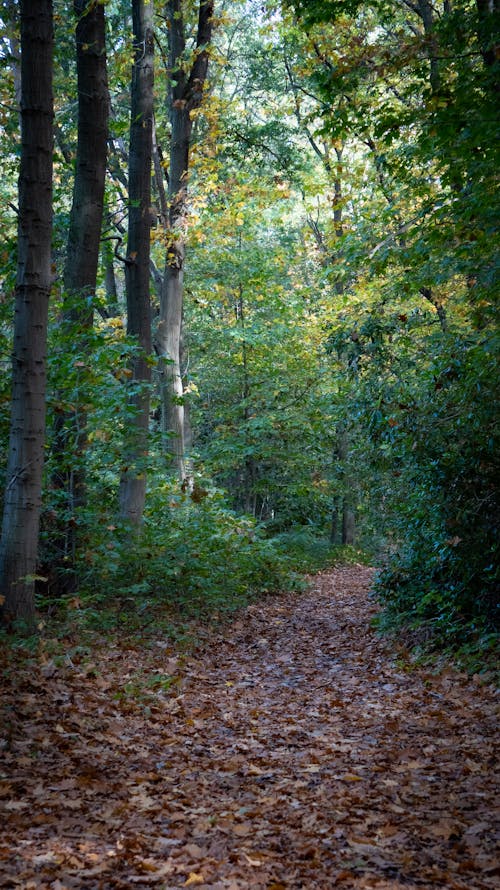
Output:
[1, 565, 498, 889]
[184, 873, 205, 886]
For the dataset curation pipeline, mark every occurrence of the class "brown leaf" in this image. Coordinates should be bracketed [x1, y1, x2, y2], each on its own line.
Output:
[184, 874, 205, 886]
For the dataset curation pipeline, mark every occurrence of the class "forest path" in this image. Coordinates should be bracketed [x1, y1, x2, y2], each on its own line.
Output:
[1, 566, 498, 889]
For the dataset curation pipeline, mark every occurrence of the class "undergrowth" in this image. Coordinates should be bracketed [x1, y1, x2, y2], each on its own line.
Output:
[273, 527, 370, 574]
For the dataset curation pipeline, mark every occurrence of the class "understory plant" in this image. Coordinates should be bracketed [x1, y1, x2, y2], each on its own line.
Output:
[64, 480, 295, 624]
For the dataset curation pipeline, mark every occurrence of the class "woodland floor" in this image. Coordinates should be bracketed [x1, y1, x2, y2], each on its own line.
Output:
[1, 566, 499, 890]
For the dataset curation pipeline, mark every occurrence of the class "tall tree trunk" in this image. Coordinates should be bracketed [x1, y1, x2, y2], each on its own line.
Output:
[338, 429, 356, 546]
[417, 0, 441, 94]
[330, 495, 341, 545]
[52, 0, 109, 575]
[157, 0, 213, 481]
[119, 0, 154, 525]
[102, 239, 120, 317]
[332, 147, 356, 544]
[0, 0, 53, 627]
[238, 286, 256, 516]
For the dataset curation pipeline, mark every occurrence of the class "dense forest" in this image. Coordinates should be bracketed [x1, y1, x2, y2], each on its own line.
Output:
[0, 0, 498, 663]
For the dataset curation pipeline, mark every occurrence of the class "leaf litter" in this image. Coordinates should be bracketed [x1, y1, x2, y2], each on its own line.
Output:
[0, 565, 498, 889]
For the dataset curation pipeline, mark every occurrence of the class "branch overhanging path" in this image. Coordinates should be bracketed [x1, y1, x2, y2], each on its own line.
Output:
[1, 566, 498, 889]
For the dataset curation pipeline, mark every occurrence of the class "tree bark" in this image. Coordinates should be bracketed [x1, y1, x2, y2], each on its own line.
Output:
[52, 0, 109, 573]
[0, 0, 53, 627]
[64, 0, 109, 328]
[119, 0, 154, 525]
[157, 0, 213, 480]
[338, 430, 356, 546]
[417, 0, 440, 94]
[102, 239, 120, 317]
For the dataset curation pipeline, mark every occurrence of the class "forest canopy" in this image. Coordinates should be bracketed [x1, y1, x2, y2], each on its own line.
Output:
[0, 0, 498, 662]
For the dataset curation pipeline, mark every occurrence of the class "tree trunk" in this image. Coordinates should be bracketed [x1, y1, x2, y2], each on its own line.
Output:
[52, 0, 109, 574]
[157, 0, 213, 481]
[159, 236, 187, 480]
[102, 240, 120, 317]
[330, 495, 341, 545]
[64, 0, 108, 334]
[119, 0, 154, 526]
[417, 0, 440, 94]
[338, 430, 356, 546]
[238, 286, 256, 516]
[0, 0, 53, 627]
[342, 503, 356, 545]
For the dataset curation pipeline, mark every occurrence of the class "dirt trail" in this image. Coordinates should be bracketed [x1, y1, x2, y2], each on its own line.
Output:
[1, 566, 498, 889]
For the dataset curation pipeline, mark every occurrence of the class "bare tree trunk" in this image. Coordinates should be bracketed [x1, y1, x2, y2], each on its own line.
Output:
[338, 430, 356, 546]
[0, 0, 53, 627]
[330, 495, 341, 545]
[52, 0, 108, 578]
[332, 148, 355, 544]
[102, 239, 120, 317]
[157, 0, 213, 480]
[417, 0, 441, 94]
[159, 239, 187, 479]
[119, 0, 154, 525]
[342, 502, 356, 545]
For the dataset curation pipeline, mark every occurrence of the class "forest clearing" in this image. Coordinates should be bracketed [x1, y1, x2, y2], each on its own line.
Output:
[1, 565, 498, 889]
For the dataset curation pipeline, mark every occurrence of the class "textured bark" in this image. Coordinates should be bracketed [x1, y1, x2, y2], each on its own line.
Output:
[338, 431, 356, 546]
[102, 240, 120, 317]
[417, 0, 440, 94]
[0, 0, 53, 626]
[330, 495, 341, 545]
[331, 148, 355, 544]
[51, 0, 109, 575]
[64, 0, 109, 323]
[157, 0, 214, 480]
[119, 0, 154, 526]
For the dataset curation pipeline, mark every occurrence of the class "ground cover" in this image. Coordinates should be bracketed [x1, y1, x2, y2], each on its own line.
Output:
[1, 566, 498, 889]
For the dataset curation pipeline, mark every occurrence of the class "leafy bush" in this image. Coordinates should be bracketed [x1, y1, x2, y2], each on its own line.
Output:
[67, 481, 294, 624]
[372, 330, 499, 652]
[274, 527, 369, 574]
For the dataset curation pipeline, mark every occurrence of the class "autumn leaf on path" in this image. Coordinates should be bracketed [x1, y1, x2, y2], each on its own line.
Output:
[1, 565, 498, 889]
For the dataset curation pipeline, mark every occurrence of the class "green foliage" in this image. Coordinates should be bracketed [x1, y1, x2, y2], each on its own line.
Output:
[274, 527, 368, 573]
[371, 328, 499, 642]
[41, 306, 149, 561]
[282, 0, 500, 659]
[69, 482, 294, 624]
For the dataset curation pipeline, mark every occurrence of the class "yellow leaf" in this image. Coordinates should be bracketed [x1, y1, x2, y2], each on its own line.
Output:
[184, 874, 204, 886]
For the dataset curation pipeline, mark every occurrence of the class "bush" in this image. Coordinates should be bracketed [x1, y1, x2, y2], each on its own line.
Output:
[274, 526, 369, 573]
[68, 480, 294, 624]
